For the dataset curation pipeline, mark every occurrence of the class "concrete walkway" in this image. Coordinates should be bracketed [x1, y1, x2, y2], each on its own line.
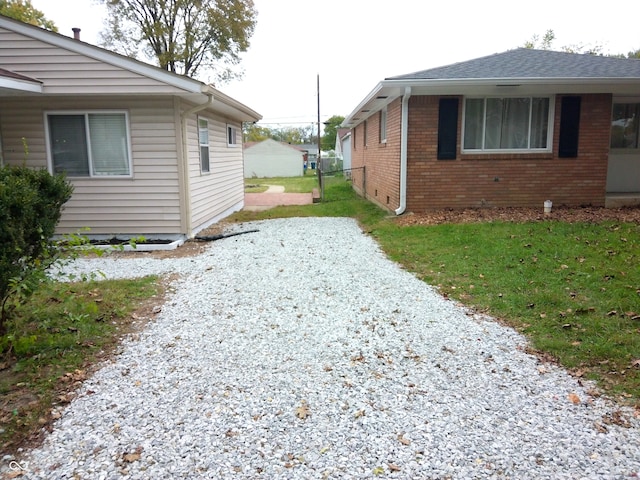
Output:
[244, 184, 314, 211]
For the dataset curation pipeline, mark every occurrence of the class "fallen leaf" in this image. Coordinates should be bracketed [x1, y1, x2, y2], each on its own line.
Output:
[397, 434, 411, 446]
[373, 466, 385, 475]
[388, 463, 401, 472]
[354, 409, 365, 418]
[123, 452, 141, 463]
[568, 393, 581, 405]
[295, 401, 310, 420]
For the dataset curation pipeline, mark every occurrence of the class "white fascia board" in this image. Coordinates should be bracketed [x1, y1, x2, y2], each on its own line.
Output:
[0, 76, 42, 93]
[383, 77, 640, 94]
[342, 82, 384, 127]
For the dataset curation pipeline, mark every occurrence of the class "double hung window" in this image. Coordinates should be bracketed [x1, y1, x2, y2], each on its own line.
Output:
[199, 117, 210, 173]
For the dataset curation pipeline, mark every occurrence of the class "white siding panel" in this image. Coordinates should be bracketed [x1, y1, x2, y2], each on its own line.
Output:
[0, 27, 185, 95]
[0, 96, 183, 235]
[184, 113, 244, 233]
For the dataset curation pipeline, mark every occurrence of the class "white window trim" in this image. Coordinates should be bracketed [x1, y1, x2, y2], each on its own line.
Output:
[380, 106, 387, 144]
[227, 124, 239, 147]
[461, 95, 555, 154]
[198, 116, 210, 173]
[44, 110, 133, 178]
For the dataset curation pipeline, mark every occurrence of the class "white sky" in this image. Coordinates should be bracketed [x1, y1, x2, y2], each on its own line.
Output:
[31, 0, 640, 129]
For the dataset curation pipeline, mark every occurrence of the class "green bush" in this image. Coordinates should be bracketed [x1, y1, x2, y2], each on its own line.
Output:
[0, 165, 73, 331]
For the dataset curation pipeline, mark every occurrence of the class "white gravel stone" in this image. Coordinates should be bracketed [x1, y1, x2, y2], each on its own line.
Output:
[5, 217, 640, 479]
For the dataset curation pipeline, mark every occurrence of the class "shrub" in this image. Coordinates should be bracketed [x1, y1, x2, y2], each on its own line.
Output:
[0, 165, 73, 332]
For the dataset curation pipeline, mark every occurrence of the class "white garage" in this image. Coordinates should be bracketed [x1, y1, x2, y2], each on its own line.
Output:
[244, 139, 305, 178]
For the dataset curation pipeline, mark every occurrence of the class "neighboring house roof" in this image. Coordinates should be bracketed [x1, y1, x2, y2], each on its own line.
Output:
[298, 144, 318, 155]
[0, 14, 261, 122]
[244, 139, 306, 153]
[337, 128, 350, 141]
[343, 48, 640, 128]
[0, 66, 42, 94]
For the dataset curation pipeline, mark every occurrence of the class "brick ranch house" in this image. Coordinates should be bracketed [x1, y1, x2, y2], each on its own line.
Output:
[342, 48, 640, 213]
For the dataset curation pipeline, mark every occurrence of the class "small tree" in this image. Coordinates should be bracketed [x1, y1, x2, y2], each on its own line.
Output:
[0, 165, 73, 332]
[321, 115, 345, 152]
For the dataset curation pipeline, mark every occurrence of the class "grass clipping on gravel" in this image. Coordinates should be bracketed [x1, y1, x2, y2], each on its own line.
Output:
[0, 276, 161, 454]
[372, 219, 640, 405]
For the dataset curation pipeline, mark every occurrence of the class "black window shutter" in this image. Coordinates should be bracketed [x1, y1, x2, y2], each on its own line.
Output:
[437, 98, 458, 160]
[558, 96, 581, 158]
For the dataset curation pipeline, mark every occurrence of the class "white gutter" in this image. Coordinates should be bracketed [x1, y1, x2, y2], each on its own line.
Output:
[395, 86, 411, 216]
[179, 85, 215, 237]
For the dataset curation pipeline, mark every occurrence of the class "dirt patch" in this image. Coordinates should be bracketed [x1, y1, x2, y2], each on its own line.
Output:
[394, 206, 640, 227]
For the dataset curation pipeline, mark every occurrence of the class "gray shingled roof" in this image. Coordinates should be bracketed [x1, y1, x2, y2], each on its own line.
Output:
[388, 48, 640, 81]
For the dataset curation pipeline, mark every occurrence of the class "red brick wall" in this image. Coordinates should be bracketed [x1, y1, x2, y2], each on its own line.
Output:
[350, 98, 402, 210]
[405, 94, 612, 210]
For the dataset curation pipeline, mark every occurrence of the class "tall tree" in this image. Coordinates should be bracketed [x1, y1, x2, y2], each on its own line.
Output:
[321, 115, 345, 151]
[0, 0, 57, 31]
[523, 29, 555, 50]
[99, 0, 257, 82]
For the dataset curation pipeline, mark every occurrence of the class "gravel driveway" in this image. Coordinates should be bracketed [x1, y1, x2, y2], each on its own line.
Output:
[9, 217, 640, 479]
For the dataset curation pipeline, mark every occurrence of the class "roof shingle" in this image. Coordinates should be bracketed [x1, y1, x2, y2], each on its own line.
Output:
[387, 48, 640, 81]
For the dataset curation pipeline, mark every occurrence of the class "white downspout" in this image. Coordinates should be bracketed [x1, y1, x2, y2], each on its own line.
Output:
[179, 86, 214, 237]
[395, 86, 411, 215]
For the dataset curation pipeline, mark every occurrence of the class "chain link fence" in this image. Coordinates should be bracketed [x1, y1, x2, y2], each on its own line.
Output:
[318, 166, 366, 202]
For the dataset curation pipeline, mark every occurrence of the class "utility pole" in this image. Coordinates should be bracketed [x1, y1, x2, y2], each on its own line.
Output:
[317, 73, 321, 171]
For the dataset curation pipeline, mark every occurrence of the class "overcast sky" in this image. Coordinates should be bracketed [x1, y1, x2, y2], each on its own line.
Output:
[31, 0, 640, 130]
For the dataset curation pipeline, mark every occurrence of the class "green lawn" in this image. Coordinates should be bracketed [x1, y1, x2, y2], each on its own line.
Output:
[244, 172, 318, 193]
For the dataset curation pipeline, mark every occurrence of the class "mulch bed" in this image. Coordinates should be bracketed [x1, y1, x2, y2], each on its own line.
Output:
[394, 206, 640, 226]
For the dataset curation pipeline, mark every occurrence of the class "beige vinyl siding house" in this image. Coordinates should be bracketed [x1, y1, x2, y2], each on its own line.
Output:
[0, 15, 261, 240]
